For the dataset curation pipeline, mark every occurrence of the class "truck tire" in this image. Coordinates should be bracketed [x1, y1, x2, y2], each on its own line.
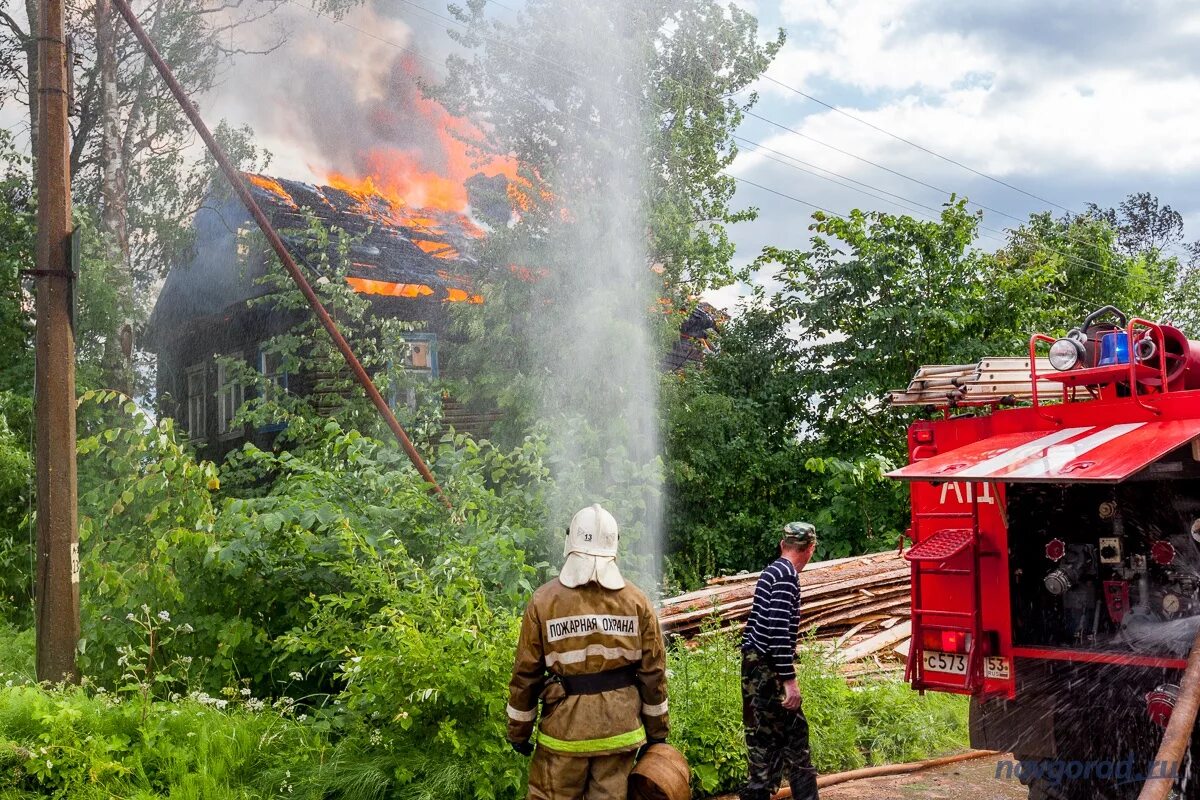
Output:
[1022, 774, 1078, 800]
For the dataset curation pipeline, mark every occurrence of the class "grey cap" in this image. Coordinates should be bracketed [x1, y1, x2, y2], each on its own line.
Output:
[782, 521, 816, 546]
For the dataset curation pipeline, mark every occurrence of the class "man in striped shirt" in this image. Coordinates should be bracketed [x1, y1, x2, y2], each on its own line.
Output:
[739, 521, 819, 800]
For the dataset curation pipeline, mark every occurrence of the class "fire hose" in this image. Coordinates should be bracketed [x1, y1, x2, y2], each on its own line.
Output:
[109, 0, 451, 510]
[1138, 628, 1200, 800]
[762, 749, 1001, 799]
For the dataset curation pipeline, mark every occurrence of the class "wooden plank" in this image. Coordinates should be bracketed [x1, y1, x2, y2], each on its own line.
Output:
[837, 621, 912, 662]
[833, 620, 872, 649]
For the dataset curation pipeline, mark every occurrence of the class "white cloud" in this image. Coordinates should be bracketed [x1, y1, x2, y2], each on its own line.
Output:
[733, 0, 1200, 246]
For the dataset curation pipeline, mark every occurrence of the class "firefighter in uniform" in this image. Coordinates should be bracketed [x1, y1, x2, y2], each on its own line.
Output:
[506, 504, 670, 800]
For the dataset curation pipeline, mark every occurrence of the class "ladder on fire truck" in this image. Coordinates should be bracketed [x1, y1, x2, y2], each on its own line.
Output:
[905, 492, 991, 696]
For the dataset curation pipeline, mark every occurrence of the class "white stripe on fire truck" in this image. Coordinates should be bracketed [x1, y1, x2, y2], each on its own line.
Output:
[951, 427, 1091, 479]
[1005, 422, 1145, 479]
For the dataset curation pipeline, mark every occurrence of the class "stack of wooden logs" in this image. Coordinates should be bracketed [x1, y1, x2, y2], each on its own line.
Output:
[658, 551, 912, 673]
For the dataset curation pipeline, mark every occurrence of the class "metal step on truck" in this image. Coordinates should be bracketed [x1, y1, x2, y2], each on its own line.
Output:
[887, 307, 1200, 800]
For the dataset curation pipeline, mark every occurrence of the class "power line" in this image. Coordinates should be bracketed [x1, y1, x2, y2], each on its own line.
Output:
[758, 74, 1076, 215]
[743, 109, 1049, 229]
[756, 77, 1196, 265]
[732, 137, 1174, 292]
[734, 135, 948, 218]
[729, 174, 1172, 294]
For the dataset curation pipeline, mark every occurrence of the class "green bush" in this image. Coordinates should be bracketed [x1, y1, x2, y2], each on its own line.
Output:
[75, 391, 551, 698]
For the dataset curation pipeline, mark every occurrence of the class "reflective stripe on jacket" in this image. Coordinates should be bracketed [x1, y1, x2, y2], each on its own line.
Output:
[507, 578, 669, 756]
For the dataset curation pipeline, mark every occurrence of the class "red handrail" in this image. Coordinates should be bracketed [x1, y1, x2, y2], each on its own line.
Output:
[1127, 317, 1167, 415]
[1027, 334, 1062, 422]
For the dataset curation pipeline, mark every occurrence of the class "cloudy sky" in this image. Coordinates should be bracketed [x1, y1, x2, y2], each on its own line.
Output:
[207, 0, 1200, 310]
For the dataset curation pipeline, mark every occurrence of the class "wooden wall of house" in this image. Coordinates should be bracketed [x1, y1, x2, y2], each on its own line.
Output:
[155, 293, 507, 460]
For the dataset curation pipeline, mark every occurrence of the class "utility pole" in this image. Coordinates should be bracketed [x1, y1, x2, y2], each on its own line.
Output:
[34, 0, 80, 684]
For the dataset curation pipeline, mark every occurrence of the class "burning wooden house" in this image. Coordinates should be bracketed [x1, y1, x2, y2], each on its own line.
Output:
[149, 172, 722, 459]
[148, 172, 500, 458]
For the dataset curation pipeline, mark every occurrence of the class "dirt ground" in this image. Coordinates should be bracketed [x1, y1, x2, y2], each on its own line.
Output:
[820, 753, 1026, 800]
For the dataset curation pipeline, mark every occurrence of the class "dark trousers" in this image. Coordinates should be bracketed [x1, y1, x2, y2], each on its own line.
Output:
[739, 650, 819, 800]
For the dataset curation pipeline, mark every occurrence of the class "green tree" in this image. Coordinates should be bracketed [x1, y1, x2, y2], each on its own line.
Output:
[0, 136, 33, 396]
[426, 0, 783, 571]
[759, 200, 1182, 462]
[760, 201, 992, 459]
[662, 303, 808, 584]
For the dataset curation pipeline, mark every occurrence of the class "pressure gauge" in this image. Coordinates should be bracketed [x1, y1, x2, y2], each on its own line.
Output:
[1163, 594, 1182, 617]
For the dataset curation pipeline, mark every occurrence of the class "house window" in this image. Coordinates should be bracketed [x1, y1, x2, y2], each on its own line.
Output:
[403, 333, 438, 379]
[216, 353, 244, 437]
[259, 350, 288, 402]
[389, 333, 438, 411]
[186, 365, 206, 441]
[258, 350, 288, 433]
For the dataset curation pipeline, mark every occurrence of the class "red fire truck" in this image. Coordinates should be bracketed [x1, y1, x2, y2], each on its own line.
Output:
[887, 307, 1200, 800]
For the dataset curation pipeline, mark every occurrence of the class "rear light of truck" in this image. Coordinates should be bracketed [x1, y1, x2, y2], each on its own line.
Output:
[923, 629, 971, 654]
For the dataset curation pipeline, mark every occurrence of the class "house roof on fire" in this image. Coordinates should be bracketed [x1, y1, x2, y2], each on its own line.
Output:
[148, 173, 484, 345]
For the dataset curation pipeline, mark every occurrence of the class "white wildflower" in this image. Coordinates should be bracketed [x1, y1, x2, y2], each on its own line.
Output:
[215, 699, 228, 710]
[157, 610, 171, 622]
[240, 687, 251, 697]
[178, 623, 194, 635]
[288, 671, 303, 681]
[125, 613, 135, 621]
[297, 714, 307, 722]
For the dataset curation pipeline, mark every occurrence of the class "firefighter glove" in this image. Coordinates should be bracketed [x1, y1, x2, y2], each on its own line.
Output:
[510, 739, 534, 757]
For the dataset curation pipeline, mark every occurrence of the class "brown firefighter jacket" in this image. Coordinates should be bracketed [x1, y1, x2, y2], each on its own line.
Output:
[507, 578, 669, 757]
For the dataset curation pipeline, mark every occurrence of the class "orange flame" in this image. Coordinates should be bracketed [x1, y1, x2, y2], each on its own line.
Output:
[345, 277, 435, 298]
[325, 55, 522, 234]
[247, 174, 297, 207]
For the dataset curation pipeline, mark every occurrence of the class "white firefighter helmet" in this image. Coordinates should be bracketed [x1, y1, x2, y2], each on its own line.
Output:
[559, 503, 625, 590]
